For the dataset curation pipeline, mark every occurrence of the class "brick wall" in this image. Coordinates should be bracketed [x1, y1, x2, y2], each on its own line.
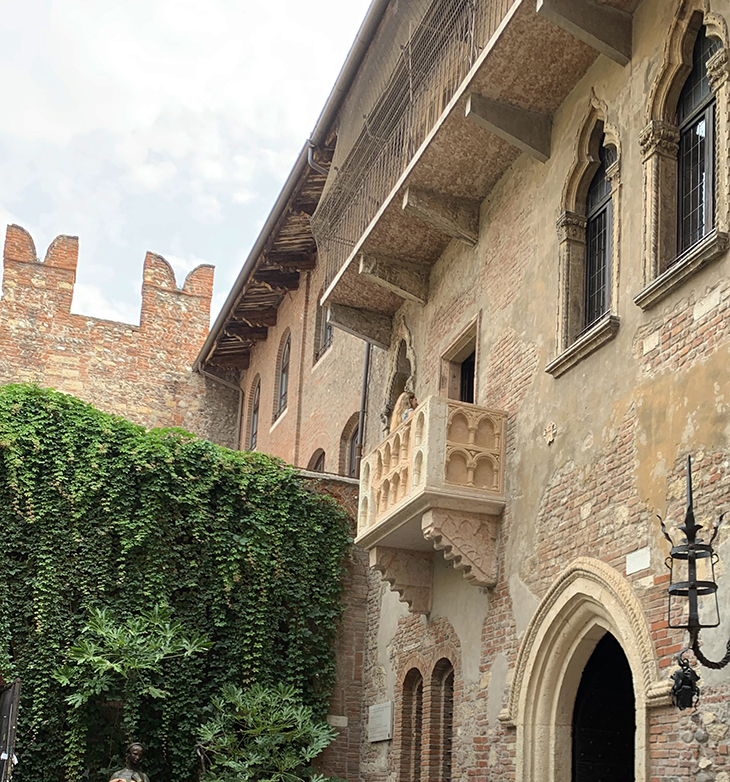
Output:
[0, 225, 239, 447]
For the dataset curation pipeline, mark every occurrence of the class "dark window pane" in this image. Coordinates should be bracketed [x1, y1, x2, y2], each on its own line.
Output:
[460, 351, 475, 403]
[678, 107, 713, 253]
[584, 140, 612, 331]
[677, 28, 721, 123]
[278, 338, 290, 415]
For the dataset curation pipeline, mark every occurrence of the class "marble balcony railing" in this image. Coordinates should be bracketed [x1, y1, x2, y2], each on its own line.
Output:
[356, 395, 506, 613]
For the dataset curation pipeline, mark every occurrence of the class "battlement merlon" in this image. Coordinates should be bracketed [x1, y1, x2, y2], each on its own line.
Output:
[140, 252, 214, 334]
[1, 225, 215, 336]
[2, 225, 79, 313]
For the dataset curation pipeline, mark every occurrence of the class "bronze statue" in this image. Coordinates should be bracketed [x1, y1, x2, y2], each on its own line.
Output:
[109, 742, 150, 782]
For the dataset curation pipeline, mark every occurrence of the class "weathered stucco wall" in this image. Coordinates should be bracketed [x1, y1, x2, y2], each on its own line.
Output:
[358, 0, 730, 779]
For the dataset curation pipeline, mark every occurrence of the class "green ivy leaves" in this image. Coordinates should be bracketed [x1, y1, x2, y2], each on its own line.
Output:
[0, 385, 350, 782]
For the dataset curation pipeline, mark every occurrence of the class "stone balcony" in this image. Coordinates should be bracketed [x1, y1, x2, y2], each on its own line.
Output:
[356, 396, 506, 613]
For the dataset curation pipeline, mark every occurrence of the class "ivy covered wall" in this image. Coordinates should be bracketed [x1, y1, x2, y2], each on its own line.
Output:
[0, 384, 351, 782]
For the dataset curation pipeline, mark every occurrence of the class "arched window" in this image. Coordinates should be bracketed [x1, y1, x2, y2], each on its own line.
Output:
[308, 449, 326, 472]
[400, 668, 423, 782]
[638, 10, 728, 309]
[348, 424, 360, 478]
[430, 659, 454, 782]
[249, 377, 261, 451]
[338, 411, 361, 476]
[676, 27, 720, 256]
[274, 333, 290, 421]
[313, 291, 333, 363]
[548, 99, 621, 377]
[583, 140, 615, 333]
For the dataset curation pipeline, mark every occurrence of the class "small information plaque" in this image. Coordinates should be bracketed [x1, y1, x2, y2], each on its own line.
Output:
[368, 701, 393, 742]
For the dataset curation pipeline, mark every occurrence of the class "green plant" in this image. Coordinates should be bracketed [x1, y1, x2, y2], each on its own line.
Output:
[198, 683, 338, 782]
[55, 605, 211, 732]
[0, 384, 351, 782]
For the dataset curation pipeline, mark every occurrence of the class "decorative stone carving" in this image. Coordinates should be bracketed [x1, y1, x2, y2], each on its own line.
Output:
[358, 396, 506, 604]
[421, 509, 499, 588]
[638, 120, 680, 161]
[370, 546, 433, 614]
[555, 211, 586, 243]
[543, 421, 557, 445]
[707, 46, 730, 91]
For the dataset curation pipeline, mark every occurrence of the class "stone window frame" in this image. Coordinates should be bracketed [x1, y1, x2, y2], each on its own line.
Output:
[246, 374, 261, 451]
[635, 3, 730, 311]
[272, 329, 291, 423]
[546, 96, 621, 379]
[439, 315, 480, 402]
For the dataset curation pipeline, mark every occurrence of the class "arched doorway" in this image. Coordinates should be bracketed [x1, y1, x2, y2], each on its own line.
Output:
[572, 632, 635, 782]
[500, 558, 671, 782]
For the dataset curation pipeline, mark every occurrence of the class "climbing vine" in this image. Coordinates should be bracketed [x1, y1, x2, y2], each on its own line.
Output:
[0, 384, 351, 782]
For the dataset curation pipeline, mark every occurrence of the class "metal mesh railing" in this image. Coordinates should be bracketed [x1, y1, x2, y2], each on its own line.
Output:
[312, 0, 516, 289]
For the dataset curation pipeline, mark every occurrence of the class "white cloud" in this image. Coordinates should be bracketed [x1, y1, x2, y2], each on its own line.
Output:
[0, 0, 373, 325]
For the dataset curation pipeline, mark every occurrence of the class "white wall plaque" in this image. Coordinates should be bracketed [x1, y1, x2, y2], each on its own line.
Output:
[626, 546, 651, 575]
[368, 701, 393, 742]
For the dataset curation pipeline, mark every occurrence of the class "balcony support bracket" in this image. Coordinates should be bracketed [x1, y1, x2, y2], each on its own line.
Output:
[402, 186, 479, 246]
[370, 546, 433, 615]
[466, 93, 552, 163]
[536, 0, 632, 67]
[359, 253, 429, 305]
[422, 508, 499, 588]
[328, 303, 392, 350]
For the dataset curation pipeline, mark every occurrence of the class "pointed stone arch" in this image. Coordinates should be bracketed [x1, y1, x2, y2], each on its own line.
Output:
[647, 0, 728, 124]
[561, 92, 620, 216]
[499, 558, 671, 782]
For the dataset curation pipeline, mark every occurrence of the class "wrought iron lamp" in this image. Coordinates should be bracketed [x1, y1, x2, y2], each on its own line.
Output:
[660, 455, 728, 709]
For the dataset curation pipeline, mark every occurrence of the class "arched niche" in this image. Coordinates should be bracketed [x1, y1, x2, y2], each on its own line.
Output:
[499, 558, 671, 782]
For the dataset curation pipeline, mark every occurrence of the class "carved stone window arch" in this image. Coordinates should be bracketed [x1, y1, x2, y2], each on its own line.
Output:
[498, 558, 671, 782]
[547, 98, 621, 377]
[636, 2, 730, 309]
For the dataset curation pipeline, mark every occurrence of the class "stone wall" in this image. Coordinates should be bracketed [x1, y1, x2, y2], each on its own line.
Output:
[0, 224, 239, 447]
[355, 0, 730, 780]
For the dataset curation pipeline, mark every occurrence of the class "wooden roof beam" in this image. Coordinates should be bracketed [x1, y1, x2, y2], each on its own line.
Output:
[231, 308, 278, 328]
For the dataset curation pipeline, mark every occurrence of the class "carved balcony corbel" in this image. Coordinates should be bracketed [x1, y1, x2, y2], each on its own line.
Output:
[370, 546, 433, 614]
[421, 509, 499, 588]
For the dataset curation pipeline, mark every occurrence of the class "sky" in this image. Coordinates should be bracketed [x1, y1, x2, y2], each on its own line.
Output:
[0, 0, 373, 325]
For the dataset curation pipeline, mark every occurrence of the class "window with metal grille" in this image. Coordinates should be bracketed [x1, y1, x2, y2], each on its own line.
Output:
[275, 335, 290, 420]
[676, 27, 720, 257]
[249, 379, 260, 451]
[582, 142, 614, 333]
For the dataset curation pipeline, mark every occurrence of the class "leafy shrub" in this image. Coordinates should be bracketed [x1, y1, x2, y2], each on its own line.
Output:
[199, 683, 338, 782]
[0, 385, 351, 782]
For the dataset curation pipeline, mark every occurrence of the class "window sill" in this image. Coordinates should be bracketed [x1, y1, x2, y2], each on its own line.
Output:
[270, 406, 288, 431]
[312, 344, 333, 370]
[546, 314, 620, 378]
[634, 231, 729, 310]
